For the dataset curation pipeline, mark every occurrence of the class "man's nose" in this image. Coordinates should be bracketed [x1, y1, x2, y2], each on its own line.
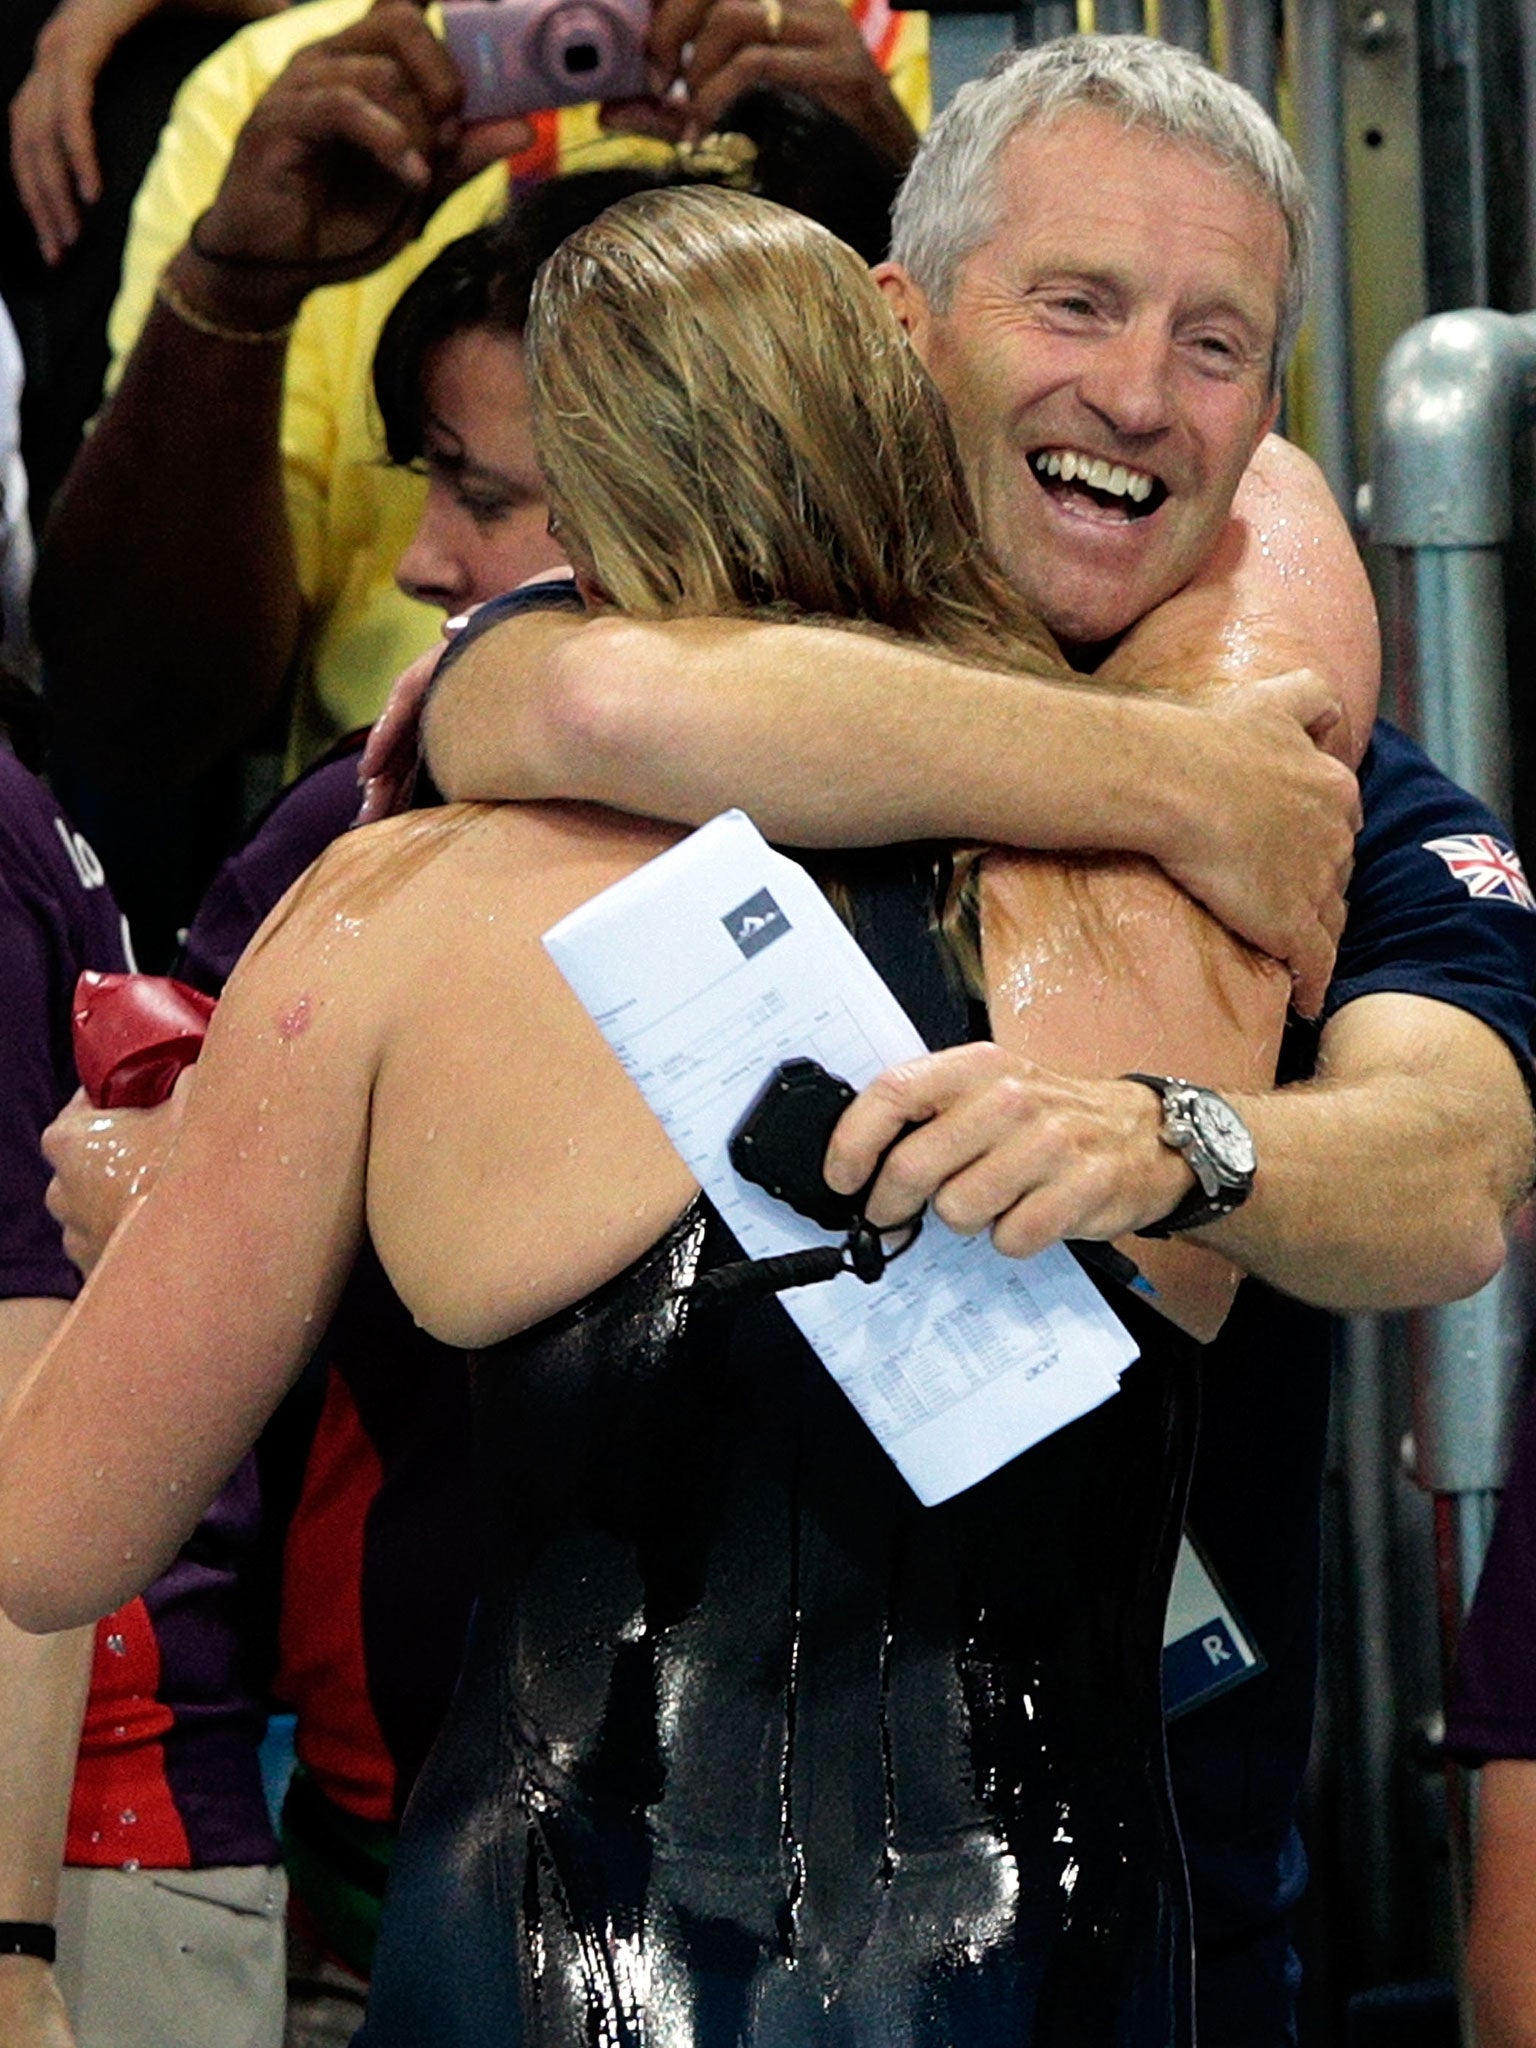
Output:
[1078, 320, 1175, 442]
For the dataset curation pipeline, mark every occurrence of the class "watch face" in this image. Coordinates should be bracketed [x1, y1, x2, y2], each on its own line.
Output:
[1190, 1091, 1257, 1180]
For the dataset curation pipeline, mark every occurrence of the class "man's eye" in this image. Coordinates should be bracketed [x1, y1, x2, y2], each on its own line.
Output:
[1050, 294, 1097, 318]
[1191, 333, 1243, 366]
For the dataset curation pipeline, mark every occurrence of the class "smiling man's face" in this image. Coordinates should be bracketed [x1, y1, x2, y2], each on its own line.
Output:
[881, 107, 1288, 651]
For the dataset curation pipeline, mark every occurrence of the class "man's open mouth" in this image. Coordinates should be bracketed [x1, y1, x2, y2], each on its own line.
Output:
[1030, 447, 1167, 521]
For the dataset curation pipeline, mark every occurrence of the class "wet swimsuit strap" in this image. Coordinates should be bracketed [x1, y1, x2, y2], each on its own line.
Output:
[0, 1923, 56, 1963]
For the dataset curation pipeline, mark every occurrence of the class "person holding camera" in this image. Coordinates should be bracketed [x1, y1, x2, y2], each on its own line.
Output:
[32, 0, 923, 806]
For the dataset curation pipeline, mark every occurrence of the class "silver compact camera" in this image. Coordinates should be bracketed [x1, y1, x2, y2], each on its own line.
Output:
[441, 0, 650, 121]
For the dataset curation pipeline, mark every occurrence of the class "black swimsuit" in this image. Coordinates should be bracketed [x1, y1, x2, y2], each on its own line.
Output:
[355, 858, 1199, 2047]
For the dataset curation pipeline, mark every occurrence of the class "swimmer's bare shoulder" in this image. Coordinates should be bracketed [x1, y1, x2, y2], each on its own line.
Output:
[295, 801, 701, 1349]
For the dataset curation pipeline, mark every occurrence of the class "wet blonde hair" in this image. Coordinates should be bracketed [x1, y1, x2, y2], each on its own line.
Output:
[525, 185, 1069, 681]
[280, 192, 1083, 957]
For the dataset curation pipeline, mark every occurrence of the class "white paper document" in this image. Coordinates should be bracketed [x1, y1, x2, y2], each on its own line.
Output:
[543, 811, 1139, 1505]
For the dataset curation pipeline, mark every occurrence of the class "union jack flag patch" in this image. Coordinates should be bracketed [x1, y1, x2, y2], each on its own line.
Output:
[1423, 834, 1536, 911]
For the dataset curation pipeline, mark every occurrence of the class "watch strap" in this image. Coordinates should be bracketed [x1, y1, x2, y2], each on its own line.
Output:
[1134, 1179, 1250, 1239]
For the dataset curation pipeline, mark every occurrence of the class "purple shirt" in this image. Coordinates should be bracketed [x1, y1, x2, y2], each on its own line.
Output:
[0, 747, 128, 1299]
[0, 749, 276, 1870]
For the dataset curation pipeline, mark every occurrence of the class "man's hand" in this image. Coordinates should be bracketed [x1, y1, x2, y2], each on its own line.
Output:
[1151, 670, 1361, 1019]
[824, 1044, 1194, 1260]
[626, 0, 916, 165]
[41, 1081, 188, 1277]
[177, 0, 530, 326]
[0, 1957, 77, 2047]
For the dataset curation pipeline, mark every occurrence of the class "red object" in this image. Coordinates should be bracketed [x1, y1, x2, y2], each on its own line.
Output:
[71, 972, 216, 1110]
[67, 1599, 192, 1869]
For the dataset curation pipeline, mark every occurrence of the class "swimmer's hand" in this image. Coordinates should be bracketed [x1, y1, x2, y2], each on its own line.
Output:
[0, 1955, 77, 2047]
[41, 1074, 190, 1277]
[1152, 669, 1360, 1019]
[823, 1046, 1195, 1262]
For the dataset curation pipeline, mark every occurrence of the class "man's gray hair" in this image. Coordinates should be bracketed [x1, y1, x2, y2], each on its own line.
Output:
[889, 34, 1313, 383]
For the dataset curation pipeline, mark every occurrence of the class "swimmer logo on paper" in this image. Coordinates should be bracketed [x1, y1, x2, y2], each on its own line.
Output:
[723, 889, 791, 958]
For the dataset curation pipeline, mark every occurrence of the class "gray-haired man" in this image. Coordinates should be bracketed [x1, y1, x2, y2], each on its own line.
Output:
[427, 36, 1536, 2041]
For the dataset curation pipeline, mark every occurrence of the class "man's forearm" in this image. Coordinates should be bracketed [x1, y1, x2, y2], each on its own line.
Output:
[430, 610, 1183, 847]
[1199, 993, 1532, 1309]
[34, 245, 303, 791]
[425, 608, 1356, 1004]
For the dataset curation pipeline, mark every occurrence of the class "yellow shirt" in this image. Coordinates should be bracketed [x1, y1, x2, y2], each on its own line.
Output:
[109, 0, 929, 769]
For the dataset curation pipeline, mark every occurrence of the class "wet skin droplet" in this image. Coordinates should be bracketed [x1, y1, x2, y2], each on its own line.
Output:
[277, 994, 314, 1040]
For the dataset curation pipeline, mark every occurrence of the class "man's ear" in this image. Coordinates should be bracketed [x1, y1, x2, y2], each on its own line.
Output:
[873, 263, 934, 354]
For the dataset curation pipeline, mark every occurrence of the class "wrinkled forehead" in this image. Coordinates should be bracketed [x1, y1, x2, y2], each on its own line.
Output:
[986, 109, 1284, 263]
[959, 111, 1288, 332]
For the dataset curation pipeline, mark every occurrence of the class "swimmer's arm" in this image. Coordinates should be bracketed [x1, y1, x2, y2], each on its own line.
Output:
[0, 863, 385, 1634]
[830, 993, 1530, 1312]
[424, 608, 1357, 1014]
[1097, 434, 1381, 766]
[0, 1297, 90, 2047]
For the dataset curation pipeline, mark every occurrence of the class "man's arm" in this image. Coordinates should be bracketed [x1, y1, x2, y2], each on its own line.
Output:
[827, 992, 1530, 1313]
[33, 0, 527, 790]
[1203, 993, 1527, 1306]
[426, 609, 1357, 1013]
[423, 435, 1368, 1009]
[0, 1297, 92, 2048]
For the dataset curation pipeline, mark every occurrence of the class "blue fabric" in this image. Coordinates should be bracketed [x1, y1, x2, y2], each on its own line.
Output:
[1173, 717, 1536, 2045]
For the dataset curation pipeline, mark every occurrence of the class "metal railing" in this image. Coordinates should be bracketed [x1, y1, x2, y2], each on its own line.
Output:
[1370, 308, 1536, 2005]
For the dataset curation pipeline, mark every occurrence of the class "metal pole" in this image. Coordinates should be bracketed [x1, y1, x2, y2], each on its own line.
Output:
[1372, 306, 1536, 2019]
[1223, 0, 1277, 109]
[929, 16, 1018, 110]
[1410, 549, 1512, 822]
[1289, 0, 1356, 509]
[1015, 0, 1077, 39]
[1158, 0, 1210, 50]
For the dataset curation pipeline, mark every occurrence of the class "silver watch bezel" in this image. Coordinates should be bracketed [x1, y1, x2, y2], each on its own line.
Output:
[1158, 1083, 1257, 1196]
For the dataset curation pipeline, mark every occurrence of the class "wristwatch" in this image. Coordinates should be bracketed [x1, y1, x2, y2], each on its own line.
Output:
[1123, 1073, 1257, 1238]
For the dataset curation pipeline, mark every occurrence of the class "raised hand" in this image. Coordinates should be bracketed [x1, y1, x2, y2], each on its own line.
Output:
[623, 0, 916, 166]
[179, 0, 531, 324]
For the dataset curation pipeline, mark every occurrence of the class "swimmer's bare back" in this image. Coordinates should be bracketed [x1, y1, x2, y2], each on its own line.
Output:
[0, 801, 697, 1635]
[358, 803, 698, 1343]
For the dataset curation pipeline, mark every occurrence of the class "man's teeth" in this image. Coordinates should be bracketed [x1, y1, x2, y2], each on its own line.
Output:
[1033, 450, 1155, 503]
